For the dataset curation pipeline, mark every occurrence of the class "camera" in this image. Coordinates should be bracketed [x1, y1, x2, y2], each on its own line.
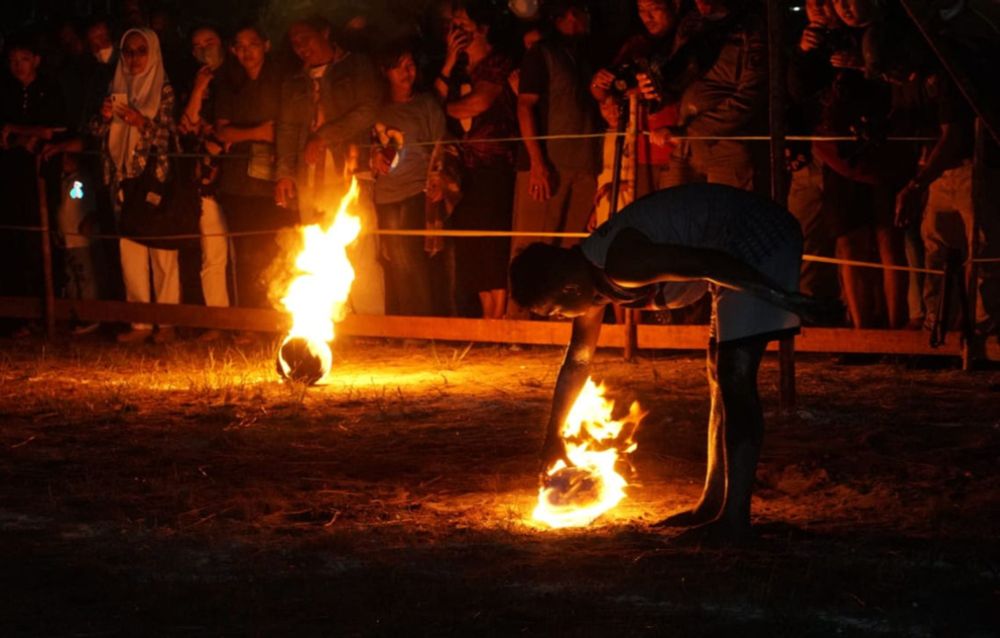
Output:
[607, 57, 668, 109]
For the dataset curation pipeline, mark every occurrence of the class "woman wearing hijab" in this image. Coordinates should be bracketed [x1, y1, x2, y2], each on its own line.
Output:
[90, 28, 179, 343]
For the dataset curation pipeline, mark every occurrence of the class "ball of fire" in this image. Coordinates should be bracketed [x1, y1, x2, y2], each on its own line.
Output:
[533, 378, 645, 529]
[275, 179, 362, 385]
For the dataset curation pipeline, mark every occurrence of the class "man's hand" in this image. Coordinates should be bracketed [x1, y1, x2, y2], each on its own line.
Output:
[115, 104, 148, 130]
[443, 24, 471, 72]
[528, 161, 553, 201]
[275, 177, 297, 208]
[648, 127, 671, 147]
[100, 97, 114, 122]
[636, 72, 660, 103]
[895, 180, 927, 228]
[40, 141, 64, 163]
[372, 149, 393, 176]
[830, 50, 863, 70]
[799, 26, 824, 52]
[304, 137, 324, 166]
[590, 68, 615, 97]
[192, 65, 214, 96]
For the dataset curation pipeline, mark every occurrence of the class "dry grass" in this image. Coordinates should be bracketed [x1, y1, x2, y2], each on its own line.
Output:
[0, 336, 998, 636]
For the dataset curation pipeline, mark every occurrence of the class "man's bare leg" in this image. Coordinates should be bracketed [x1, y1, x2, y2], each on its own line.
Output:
[655, 339, 726, 527]
[678, 337, 767, 542]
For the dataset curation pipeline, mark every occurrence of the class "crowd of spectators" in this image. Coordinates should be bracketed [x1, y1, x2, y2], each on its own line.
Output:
[0, 0, 997, 349]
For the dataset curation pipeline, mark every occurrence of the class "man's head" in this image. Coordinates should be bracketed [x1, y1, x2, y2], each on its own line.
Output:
[85, 18, 114, 60]
[805, 0, 841, 28]
[6, 37, 41, 86]
[510, 243, 598, 318]
[694, 0, 730, 18]
[56, 21, 86, 57]
[637, 0, 677, 38]
[191, 25, 224, 69]
[377, 39, 418, 97]
[547, 0, 590, 38]
[287, 16, 336, 67]
[832, 0, 878, 27]
[231, 24, 269, 73]
[450, 1, 493, 49]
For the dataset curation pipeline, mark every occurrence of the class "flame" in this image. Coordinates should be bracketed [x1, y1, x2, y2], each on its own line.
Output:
[277, 178, 362, 383]
[533, 378, 644, 529]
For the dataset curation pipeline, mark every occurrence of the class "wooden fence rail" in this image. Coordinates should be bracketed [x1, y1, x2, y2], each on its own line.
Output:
[2, 296, 988, 358]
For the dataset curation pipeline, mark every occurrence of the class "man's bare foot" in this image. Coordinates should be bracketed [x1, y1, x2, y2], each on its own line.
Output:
[653, 503, 721, 528]
[672, 519, 754, 546]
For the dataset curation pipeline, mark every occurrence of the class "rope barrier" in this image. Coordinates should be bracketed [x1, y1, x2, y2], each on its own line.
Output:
[0, 223, 954, 275]
[49, 130, 939, 160]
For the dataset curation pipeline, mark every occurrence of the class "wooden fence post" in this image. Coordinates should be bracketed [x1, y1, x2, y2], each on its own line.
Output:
[36, 157, 56, 340]
[767, 0, 796, 410]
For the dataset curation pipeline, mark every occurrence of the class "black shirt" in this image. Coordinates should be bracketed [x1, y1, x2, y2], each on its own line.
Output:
[215, 61, 283, 198]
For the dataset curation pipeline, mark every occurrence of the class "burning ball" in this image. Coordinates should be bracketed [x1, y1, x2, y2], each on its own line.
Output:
[540, 466, 603, 508]
[276, 335, 332, 385]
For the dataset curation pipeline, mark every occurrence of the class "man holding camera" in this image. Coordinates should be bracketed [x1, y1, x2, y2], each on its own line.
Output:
[507, 0, 601, 318]
[644, 0, 766, 191]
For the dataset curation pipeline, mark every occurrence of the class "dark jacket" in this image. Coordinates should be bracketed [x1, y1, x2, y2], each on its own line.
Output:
[275, 52, 383, 185]
[672, 11, 767, 138]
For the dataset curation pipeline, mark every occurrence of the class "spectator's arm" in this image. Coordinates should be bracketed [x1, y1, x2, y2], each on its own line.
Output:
[313, 58, 382, 148]
[217, 119, 275, 144]
[912, 122, 966, 188]
[517, 93, 546, 167]
[445, 79, 502, 120]
[683, 28, 767, 137]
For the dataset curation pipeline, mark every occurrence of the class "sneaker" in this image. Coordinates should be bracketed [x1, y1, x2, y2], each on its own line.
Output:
[71, 322, 101, 336]
[152, 326, 176, 344]
[117, 328, 153, 344]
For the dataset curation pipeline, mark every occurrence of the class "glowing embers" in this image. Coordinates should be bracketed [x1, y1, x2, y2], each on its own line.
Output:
[276, 178, 362, 385]
[533, 378, 644, 529]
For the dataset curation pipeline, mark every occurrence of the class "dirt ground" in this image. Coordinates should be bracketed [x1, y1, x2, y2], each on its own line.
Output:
[0, 335, 998, 636]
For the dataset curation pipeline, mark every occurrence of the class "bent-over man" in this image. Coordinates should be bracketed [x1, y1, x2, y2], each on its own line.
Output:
[510, 183, 837, 541]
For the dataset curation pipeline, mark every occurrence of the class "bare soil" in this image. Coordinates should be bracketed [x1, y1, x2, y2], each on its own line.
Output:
[1, 335, 998, 636]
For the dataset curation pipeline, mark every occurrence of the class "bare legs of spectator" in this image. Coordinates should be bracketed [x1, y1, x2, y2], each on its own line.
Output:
[480, 289, 507, 319]
[118, 238, 179, 342]
[875, 225, 908, 329]
[836, 229, 880, 328]
[922, 163, 999, 335]
[904, 227, 925, 328]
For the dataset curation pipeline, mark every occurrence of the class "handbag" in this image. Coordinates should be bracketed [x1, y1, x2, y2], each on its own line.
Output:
[119, 140, 200, 250]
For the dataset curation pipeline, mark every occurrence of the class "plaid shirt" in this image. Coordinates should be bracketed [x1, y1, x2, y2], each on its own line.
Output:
[89, 83, 176, 188]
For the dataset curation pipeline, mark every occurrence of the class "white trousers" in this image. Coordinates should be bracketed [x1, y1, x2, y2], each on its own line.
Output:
[119, 238, 180, 329]
[199, 196, 230, 308]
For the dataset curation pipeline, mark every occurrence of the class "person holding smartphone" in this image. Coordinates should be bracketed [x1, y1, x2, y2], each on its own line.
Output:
[90, 28, 179, 344]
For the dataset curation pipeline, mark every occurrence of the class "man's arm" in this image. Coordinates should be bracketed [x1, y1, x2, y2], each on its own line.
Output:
[605, 228, 837, 322]
[683, 23, 767, 138]
[314, 56, 382, 148]
[275, 77, 301, 181]
[542, 306, 604, 466]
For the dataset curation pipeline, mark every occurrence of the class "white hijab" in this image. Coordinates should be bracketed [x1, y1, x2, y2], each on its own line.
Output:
[108, 28, 166, 175]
